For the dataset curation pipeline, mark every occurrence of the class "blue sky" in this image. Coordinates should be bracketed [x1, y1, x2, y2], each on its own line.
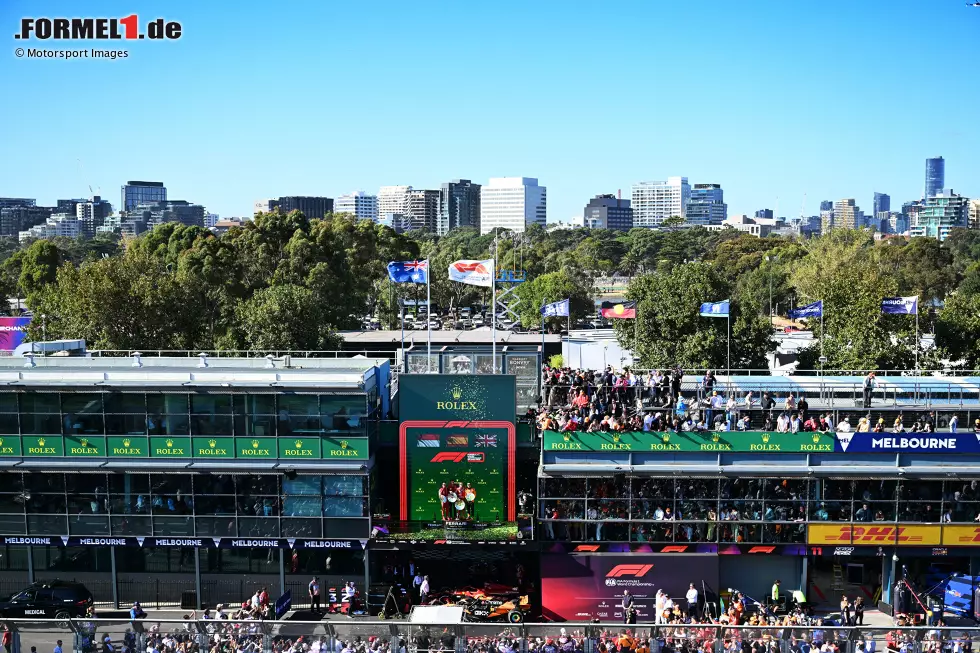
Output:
[2, 0, 978, 222]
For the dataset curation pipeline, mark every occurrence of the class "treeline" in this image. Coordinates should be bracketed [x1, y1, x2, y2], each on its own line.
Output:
[6, 212, 980, 370]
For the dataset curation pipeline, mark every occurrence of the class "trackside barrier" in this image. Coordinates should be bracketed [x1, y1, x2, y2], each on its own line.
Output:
[0, 620, 979, 653]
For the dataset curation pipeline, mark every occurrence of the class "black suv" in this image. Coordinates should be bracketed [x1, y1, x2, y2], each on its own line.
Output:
[0, 580, 93, 619]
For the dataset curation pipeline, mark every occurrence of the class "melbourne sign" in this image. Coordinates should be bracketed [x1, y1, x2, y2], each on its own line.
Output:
[4, 435, 368, 461]
[834, 432, 980, 453]
[543, 430, 836, 453]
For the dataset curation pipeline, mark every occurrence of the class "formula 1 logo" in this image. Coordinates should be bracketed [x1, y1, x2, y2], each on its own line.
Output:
[606, 564, 653, 578]
[429, 452, 485, 463]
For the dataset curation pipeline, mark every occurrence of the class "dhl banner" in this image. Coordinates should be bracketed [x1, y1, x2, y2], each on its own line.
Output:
[808, 524, 980, 547]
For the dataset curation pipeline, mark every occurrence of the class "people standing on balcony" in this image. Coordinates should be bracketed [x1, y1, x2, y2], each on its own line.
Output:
[784, 394, 796, 412]
[797, 394, 809, 419]
[949, 414, 959, 433]
[863, 372, 876, 407]
[837, 417, 852, 433]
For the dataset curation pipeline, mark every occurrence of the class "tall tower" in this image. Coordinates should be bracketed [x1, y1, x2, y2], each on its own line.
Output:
[925, 156, 945, 199]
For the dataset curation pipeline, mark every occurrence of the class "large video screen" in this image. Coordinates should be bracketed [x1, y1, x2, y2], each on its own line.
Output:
[541, 554, 719, 622]
[397, 374, 516, 540]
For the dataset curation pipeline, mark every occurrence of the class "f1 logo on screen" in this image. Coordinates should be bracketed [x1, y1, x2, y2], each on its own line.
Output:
[606, 564, 653, 578]
[429, 452, 485, 463]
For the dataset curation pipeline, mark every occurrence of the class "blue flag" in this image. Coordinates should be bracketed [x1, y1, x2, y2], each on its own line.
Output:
[881, 296, 917, 315]
[541, 299, 570, 317]
[699, 300, 730, 318]
[789, 300, 822, 319]
[387, 260, 428, 284]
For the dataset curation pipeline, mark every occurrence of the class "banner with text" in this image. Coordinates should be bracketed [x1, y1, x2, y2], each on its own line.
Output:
[543, 430, 837, 453]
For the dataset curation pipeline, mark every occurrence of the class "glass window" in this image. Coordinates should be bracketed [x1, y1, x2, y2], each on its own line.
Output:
[63, 413, 104, 435]
[191, 414, 232, 435]
[324, 497, 366, 517]
[190, 394, 232, 414]
[0, 394, 18, 413]
[146, 393, 188, 415]
[105, 414, 147, 436]
[105, 393, 146, 414]
[61, 393, 104, 415]
[283, 476, 321, 496]
[20, 393, 59, 414]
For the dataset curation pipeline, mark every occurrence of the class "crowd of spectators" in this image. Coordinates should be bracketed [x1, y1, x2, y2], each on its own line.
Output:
[537, 366, 974, 436]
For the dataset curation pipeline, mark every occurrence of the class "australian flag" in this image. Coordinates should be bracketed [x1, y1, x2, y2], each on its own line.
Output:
[387, 260, 428, 284]
[541, 299, 570, 317]
[789, 300, 822, 319]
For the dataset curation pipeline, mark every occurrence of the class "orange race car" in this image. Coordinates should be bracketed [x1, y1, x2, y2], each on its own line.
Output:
[431, 584, 530, 623]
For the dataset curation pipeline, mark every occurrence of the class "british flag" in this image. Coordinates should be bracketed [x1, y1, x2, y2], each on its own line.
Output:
[475, 434, 497, 448]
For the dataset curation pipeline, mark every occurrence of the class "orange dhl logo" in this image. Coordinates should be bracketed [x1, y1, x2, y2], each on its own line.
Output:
[955, 527, 980, 543]
[828, 526, 922, 543]
[606, 564, 653, 578]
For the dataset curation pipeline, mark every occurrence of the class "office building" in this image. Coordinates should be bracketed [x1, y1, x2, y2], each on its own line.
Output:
[877, 211, 907, 235]
[205, 213, 220, 228]
[0, 198, 36, 210]
[254, 199, 278, 215]
[830, 199, 864, 230]
[0, 205, 51, 237]
[910, 191, 969, 241]
[19, 213, 84, 242]
[334, 192, 379, 222]
[127, 200, 205, 228]
[277, 196, 333, 220]
[873, 192, 890, 217]
[631, 177, 690, 228]
[819, 200, 833, 212]
[582, 194, 634, 230]
[970, 199, 980, 231]
[479, 177, 547, 234]
[121, 181, 166, 212]
[685, 185, 726, 227]
[754, 209, 774, 220]
[378, 186, 412, 232]
[438, 180, 481, 235]
[925, 157, 945, 199]
[76, 196, 113, 236]
[406, 189, 440, 232]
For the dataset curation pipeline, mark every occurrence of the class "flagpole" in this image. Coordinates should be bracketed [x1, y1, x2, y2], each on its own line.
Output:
[727, 299, 731, 381]
[634, 305, 639, 365]
[426, 259, 432, 373]
[915, 299, 919, 374]
[491, 261, 497, 374]
[541, 304, 545, 359]
[820, 304, 824, 380]
[400, 299, 405, 372]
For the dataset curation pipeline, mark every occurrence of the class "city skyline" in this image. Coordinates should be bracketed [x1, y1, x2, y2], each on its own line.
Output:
[2, 0, 979, 222]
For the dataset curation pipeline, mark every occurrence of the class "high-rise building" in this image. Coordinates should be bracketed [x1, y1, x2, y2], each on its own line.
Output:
[873, 192, 890, 216]
[127, 200, 205, 228]
[877, 211, 906, 234]
[276, 196, 333, 220]
[0, 198, 36, 210]
[406, 189, 440, 232]
[121, 181, 167, 212]
[0, 205, 51, 236]
[685, 185, 726, 226]
[76, 196, 113, 236]
[582, 194, 633, 230]
[831, 199, 864, 230]
[438, 180, 481, 235]
[334, 192, 379, 222]
[19, 213, 84, 242]
[254, 199, 278, 215]
[925, 156, 945, 199]
[819, 200, 833, 212]
[378, 186, 412, 231]
[479, 177, 546, 234]
[630, 177, 690, 228]
[754, 209, 774, 220]
[969, 199, 980, 231]
[205, 213, 220, 228]
[910, 191, 969, 241]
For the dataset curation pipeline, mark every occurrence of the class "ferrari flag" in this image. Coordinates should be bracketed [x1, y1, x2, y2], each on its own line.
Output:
[600, 301, 637, 319]
[448, 259, 495, 287]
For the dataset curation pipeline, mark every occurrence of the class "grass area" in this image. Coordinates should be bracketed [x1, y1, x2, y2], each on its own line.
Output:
[386, 523, 519, 541]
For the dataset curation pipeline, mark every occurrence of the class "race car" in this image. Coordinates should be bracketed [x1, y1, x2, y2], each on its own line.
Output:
[429, 583, 530, 623]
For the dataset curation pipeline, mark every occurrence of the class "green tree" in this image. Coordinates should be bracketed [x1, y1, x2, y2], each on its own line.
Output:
[19, 240, 63, 300]
[934, 293, 980, 369]
[618, 263, 773, 370]
[513, 270, 594, 330]
[235, 284, 342, 351]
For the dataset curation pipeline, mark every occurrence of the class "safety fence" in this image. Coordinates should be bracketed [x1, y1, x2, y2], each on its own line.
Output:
[1, 619, 978, 653]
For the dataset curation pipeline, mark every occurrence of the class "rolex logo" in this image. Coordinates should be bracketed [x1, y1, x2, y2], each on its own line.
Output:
[562, 433, 571, 442]
[340, 440, 349, 449]
[761, 433, 771, 443]
[37, 438, 45, 447]
[295, 440, 303, 449]
[712, 433, 720, 442]
[208, 439, 217, 448]
[80, 438, 89, 447]
[123, 439, 131, 447]
[166, 439, 174, 447]
[812, 434, 820, 443]
[662, 434, 670, 443]
[612, 433, 621, 443]
[251, 440, 260, 448]
[450, 385, 463, 400]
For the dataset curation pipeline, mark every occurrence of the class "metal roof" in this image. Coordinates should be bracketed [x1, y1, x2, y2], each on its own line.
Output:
[341, 329, 556, 345]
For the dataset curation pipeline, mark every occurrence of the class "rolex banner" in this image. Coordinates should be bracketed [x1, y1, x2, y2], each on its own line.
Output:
[543, 430, 980, 454]
[398, 374, 516, 524]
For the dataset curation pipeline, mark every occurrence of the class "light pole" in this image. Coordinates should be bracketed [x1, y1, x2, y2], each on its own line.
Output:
[764, 255, 774, 327]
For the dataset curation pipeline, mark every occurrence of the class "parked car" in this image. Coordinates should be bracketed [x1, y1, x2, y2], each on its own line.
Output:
[0, 580, 93, 620]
